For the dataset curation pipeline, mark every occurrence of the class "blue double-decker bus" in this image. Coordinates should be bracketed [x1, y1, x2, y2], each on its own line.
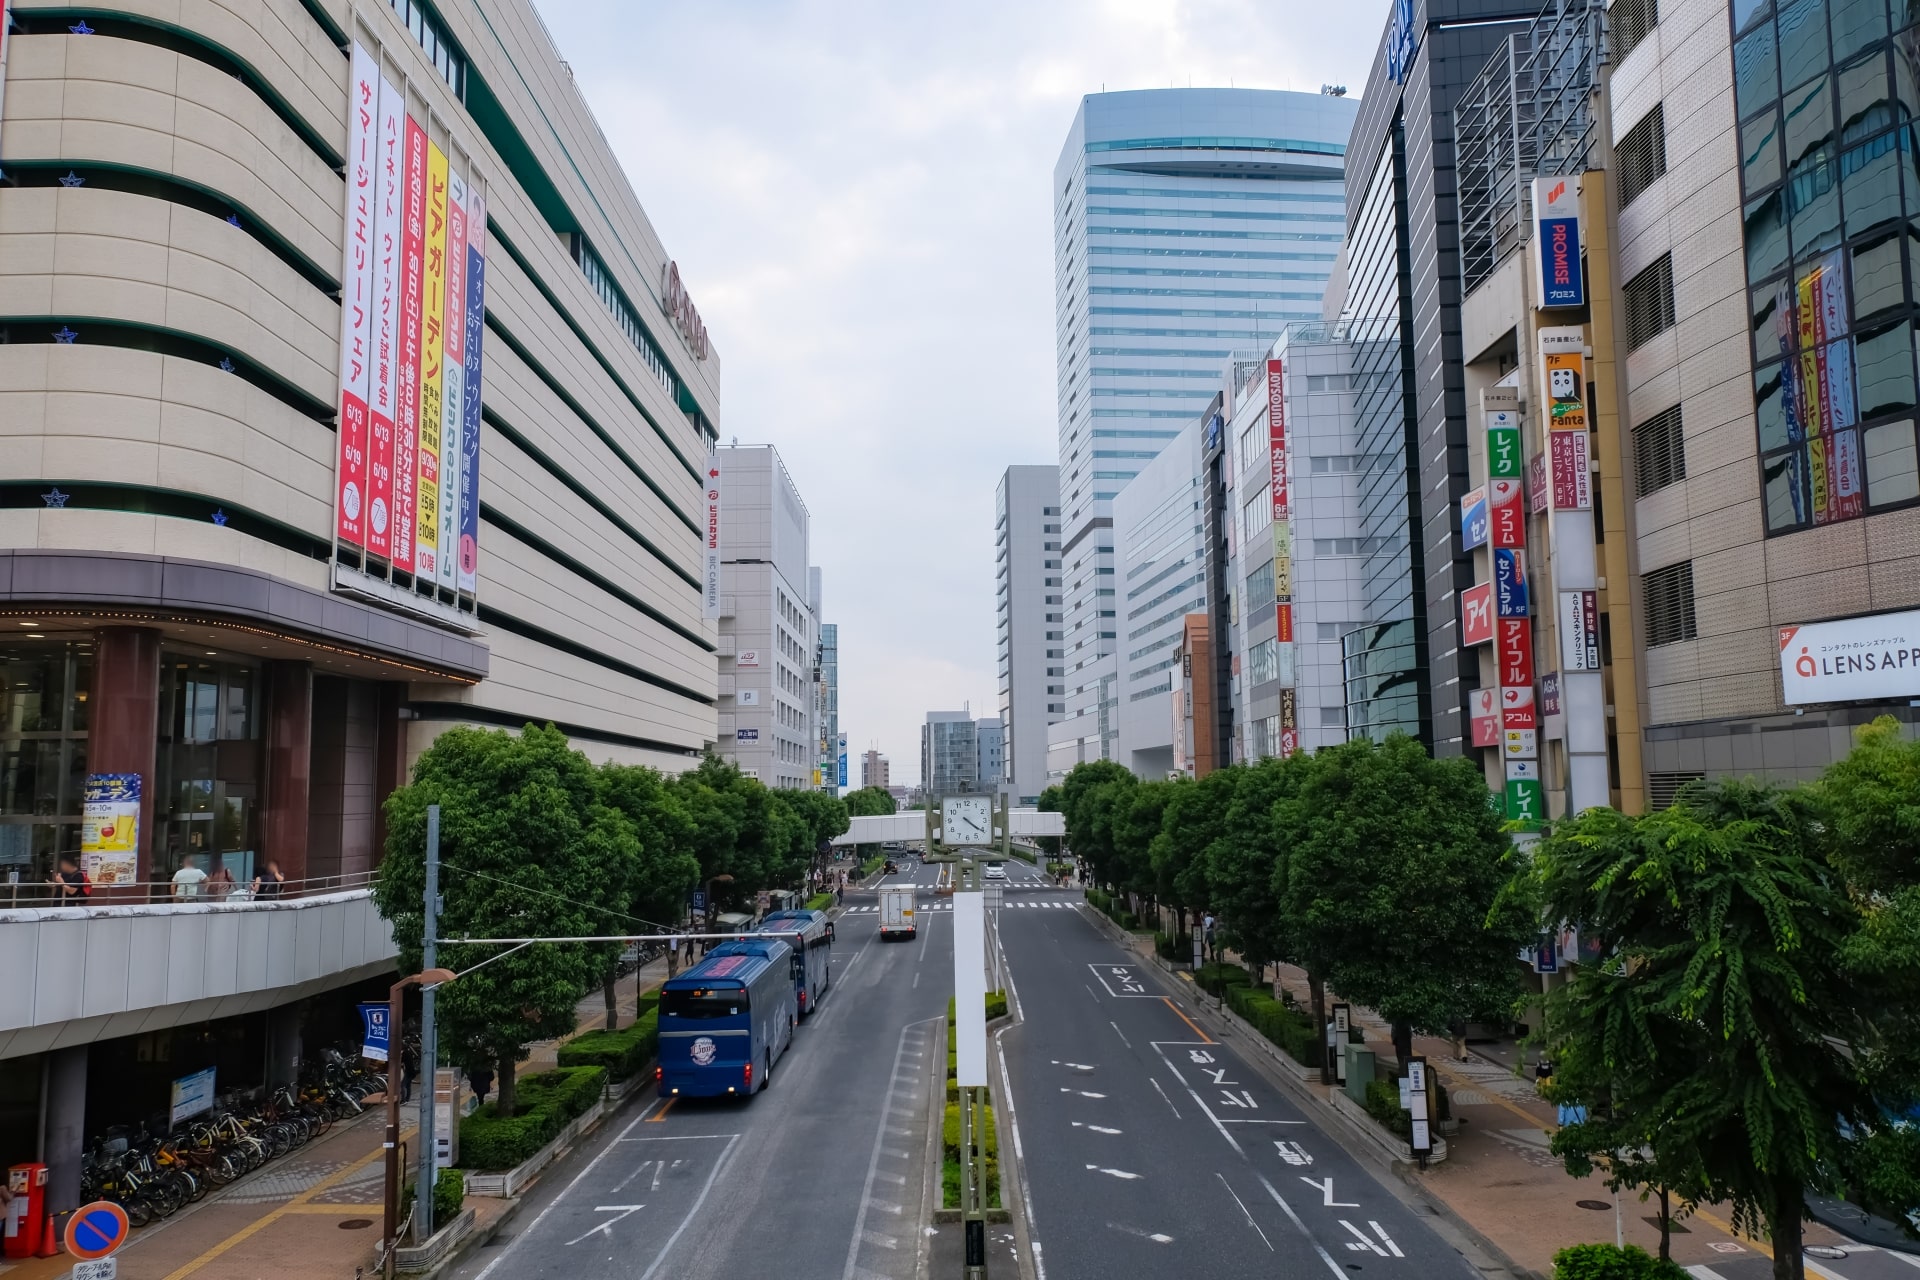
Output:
[757, 908, 832, 1016]
[657, 939, 798, 1098]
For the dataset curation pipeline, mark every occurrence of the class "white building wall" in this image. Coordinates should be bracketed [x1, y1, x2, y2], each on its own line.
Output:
[995, 465, 1061, 803]
[1114, 421, 1205, 777]
[717, 446, 816, 788]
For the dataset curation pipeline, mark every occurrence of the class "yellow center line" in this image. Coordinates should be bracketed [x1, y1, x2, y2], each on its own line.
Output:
[1162, 996, 1214, 1044]
[158, 1123, 413, 1280]
[646, 1096, 676, 1122]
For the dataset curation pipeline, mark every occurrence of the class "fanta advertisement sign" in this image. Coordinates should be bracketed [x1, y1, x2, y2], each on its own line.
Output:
[1780, 609, 1920, 704]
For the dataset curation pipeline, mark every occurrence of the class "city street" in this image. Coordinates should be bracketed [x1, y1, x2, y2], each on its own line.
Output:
[994, 890, 1481, 1280]
[446, 857, 952, 1280]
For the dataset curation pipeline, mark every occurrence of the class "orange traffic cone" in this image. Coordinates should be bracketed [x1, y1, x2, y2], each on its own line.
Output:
[34, 1211, 57, 1258]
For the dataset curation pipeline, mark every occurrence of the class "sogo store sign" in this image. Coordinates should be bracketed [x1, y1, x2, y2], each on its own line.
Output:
[1780, 608, 1920, 703]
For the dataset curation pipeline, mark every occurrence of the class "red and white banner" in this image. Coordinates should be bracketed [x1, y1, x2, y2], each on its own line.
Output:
[366, 73, 405, 561]
[1549, 430, 1591, 510]
[1501, 684, 1537, 729]
[1275, 603, 1294, 644]
[1489, 477, 1524, 548]
[1267, 360, 1289, 523]
[1470, 687, 1500, 748]
[331, 43, 379, 549]
[1497, 617, 1535, 690]
[391, 113, 428, 573]
[1462, 583, 1494, 647]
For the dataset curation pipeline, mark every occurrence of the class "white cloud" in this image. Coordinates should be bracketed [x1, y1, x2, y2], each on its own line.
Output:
[532, 0, 1390, 783]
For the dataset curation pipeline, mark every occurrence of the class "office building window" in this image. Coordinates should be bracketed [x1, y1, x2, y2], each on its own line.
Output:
[1633, 405, 1688, 497]
[1612, 0, 1659, 62]
[385, 0, 466, 97]
[0, 640, 91, 879]
[1623, 253, 1676, 349]
[1616, 104, 1668, 208]
[1642, 561, 1698, 647]
[570, 236, 682, 400]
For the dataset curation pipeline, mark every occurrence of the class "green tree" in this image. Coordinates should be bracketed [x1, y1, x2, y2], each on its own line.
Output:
[1111, 779, 1173, 905]
[665, 755, 791, 908]
[1151, 768, 1238, 932]
[1056, 760, 1133, 861]
[1280, 735, 1529, 1066]
[374, 725, 627, 1116]
[1524, 779, 1878, 1280]
[844, 786, 897, 817]
[1035, 784, 1066, 857]
[597, 763, 699, 1018]
[1209, 756, 1307, 985]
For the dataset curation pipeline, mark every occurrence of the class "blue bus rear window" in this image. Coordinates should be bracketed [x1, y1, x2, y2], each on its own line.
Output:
[663, 988, 746, 1019]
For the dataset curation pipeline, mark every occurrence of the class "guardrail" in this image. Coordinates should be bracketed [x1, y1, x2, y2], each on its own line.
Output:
[4, 869, 379, 910]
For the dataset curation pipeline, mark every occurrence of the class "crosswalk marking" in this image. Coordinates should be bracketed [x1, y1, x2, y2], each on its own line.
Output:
[841, 900, 1078, 914]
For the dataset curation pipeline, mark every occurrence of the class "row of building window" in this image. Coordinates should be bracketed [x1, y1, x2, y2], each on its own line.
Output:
[571, 236, 680, 400]
[1090, 226, 1342, 244]
[1086, 185, 1346, 205]
[1090, 246, 1339, 263]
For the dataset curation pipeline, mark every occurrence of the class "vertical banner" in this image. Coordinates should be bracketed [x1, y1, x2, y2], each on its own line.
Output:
[437, 168, 467, 590]
[1279, 687, 1298, 758]
[1502, 684, 1537, 729]
[953, 893, 987, 1087]
[1493, 548, 1528, 618]
[1489, 477, 1524, 548]
[1531, 175, 1585, 308]
[391, 112, 428, 574]
[703, 451, 723, 618]
[1505, 760, 1544, 824]
[1549, 429, 1592, 509]
[414, 141, 449, 585]
[1559, 590, 1601, 670]
[458, 186, 485, 596]
[1497, 617, 1534, 690]
[1469, 688, 1500, 748]
[367, 75, 405, 561]
[1461, 582, 1494, 646]
[1460, 486, 1488, 549]
[331, 44, 379, 550]
[80, 773, 141, 885]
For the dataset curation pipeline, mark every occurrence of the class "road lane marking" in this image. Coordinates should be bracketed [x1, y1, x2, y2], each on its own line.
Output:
[1059, 1088, 1107, 1098]
[1255, 1173, 1350, 1280]
[1072, 1122, 1123, 1134]
[842, 1020, 933, 1280]
[1339, 1218, 1388, 1256]
[1087, 1164, 1143, 1180]
[1108, 1222, 1173, 1244]
[1368, 1221, 1406, 1258]
[1217, 1173, 1275, 1251]
[1109, 1021, 1132, 1048]
[1149, 1077, 1181, 1118]
[1275, 1141, 1313, 1165]
[1302, 1176, 1359, 1208]
[637, 1133, 741, 1280]
[474, 1111, 666, 1280]
[1162, 997, 1214, 1043]
[565, 1204, 645, 1247]
[646, 1097, 676, 1122]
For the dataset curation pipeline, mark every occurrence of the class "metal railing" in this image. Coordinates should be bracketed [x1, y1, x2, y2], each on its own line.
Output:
[5, 868, 379, 910]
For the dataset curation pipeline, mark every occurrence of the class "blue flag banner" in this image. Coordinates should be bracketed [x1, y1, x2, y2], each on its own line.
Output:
[360, 1001, 391, 1062]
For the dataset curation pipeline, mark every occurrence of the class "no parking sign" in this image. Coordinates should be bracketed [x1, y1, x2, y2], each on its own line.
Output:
[65, 1200, 129, 1264]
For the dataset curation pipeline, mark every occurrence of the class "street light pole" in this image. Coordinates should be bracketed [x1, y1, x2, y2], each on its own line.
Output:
[414, 806, 440, 1245]
[383, 967, 455, 1279]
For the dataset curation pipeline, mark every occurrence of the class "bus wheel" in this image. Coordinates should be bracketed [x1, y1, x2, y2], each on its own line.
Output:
[762, 1049, 773, 1092]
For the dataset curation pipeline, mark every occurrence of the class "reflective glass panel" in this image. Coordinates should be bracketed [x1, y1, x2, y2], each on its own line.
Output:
[1864, 418, 1920, 501]
[1764, 447, 1812, 528]
[1757, 362, 1797, 450]
[1855, 317, 1917, 414]
[1839, 49, 1895, 133]
[1781, 0, 1835, 88]
[1792, 150, 1845, 259]
[1832, 0, 1890, 60]
[1737, 26, 1784, 118]
[1745, 108, 1786, 190]
[1852, 228, 1906, 315]
[1843, 128, 1906, 231]
[1748, 190, 1792, 276]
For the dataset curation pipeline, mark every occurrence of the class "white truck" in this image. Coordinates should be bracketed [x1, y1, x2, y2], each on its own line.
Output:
[878, 885, 916, 940]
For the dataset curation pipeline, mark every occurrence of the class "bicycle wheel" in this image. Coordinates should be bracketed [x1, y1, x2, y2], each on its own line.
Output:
[121, 1196, 153, 1229]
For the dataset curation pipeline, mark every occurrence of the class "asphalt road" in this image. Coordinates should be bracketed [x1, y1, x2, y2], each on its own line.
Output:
[448, 854, 952, 1280]
[995, 893, 1484, 1280]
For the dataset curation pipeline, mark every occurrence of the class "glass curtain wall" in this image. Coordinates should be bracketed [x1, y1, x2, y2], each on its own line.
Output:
[153, 656, 263, 889]
[0, 639, 92, 883]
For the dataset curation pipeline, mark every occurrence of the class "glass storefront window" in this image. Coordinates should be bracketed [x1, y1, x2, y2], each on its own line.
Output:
[0, 640, 91, 882]
[154, 658, 262, 887]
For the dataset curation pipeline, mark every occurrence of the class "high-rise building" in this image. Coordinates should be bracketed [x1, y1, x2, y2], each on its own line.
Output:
[995, 465, 1062, 804]
[716, 447, 817, 789]
[861, 749, 891, 790]
[1342, 0, 1554, 754]
[0, 0, 719, 1214]
[922, 711, 982, 796]
[1049, 88, 1360, 782]
[1113, 418, 1204, 776]
[818, 620, 840, 791]
[975, 718, 1007, 796]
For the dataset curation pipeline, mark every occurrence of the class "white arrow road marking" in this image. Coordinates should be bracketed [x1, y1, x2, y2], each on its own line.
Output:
[1050, 1061, 1096, 1070]
[1060, 1088, 1107, 1098]
[1339, 1219, 1389, 1256]
[1301, 1176, 1359, 1207]
[1085, 1164, 1143, 1180]
[1107, 1222, 1174, 1244]
[1368, 1220, 1404, 1257]
[1204, 1068, 1236, 1084]
[1072, 1122, 1123, 1134]
[566, 1205, 645, 1247]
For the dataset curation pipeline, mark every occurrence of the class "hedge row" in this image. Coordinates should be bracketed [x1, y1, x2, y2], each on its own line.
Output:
[941, 1100, 1001, 1208]
[1154, 931, 1195, 961]
[1552, 1243, 1689, 1280]
[1084, 888, 1142, 930]
[805, 891, 835, 911]
[458, 1065, 607, 1170]
[556, 1007, 661, 1082]
[1221, 981, 1323, 1067]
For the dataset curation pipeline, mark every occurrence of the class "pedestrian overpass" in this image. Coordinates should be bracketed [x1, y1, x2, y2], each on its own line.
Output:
[829, 808, 1064, 849]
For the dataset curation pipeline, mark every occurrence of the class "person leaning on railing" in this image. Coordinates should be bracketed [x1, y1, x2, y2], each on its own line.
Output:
[251, 859, 286, 900]
[49, 856, 91, 902]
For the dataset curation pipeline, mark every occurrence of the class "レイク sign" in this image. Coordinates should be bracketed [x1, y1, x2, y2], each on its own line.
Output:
[1532, 176, 1585, 308]
[1779, 608, 1920, 704]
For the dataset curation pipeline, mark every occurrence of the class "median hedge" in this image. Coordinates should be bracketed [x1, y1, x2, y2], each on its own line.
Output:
[1084, 887, 1142, 931]
[556, 1006, 661, 1083]
[1551, 1244, 1689, 1280]
[458, 1065, 606, 1170]
[941, 1100, 1001, 1209]
[805, 891, 835, 911]
[1219, 980, 1322, 1067]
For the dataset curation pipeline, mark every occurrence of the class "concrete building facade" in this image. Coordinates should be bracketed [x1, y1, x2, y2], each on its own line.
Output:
[0, 0, 721, 1206]
[994, 465, 1061, 804]
[715, 446, 815, 790]
[860, 748, 890, 791]
[1113, 419, 1204, 776]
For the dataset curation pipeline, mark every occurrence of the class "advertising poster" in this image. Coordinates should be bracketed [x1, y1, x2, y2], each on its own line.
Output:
[1279, 687, 1298, 758]
[1779, 607, 1920, 703]
[1489, 477, 1524, 548]
[458, 186, 485, 595]
[1540, 346, 1588, 433]
[390, 113, 428, 574]
[1461, 582, 1494, 647]
[704, 451, 723, 619]
[1549, 430, 1591, 509]
[1541, 671, 1562, 717]
[1494, 548, 1528, 618]
[1469, 687, 1500, 748]
[169, 1068, 217, 1127]
[1833, 427, 1863, 520]
[1532, 176, 1585, 308]
[1505, 759, 1544, 824]
[1460, 486, 1488, 549]
[735, 649, 760, 667]
[331, 43, 379, 550]
[437, 168, 468, 590]
[1502, 684, 1537, 729]
[366, 74, 405, 561]
[1275, 602, 1294, 644]
[80, 773, 141, 885]
[414, 141, 449, 584]
[1560, 590, 1601, 670]
[360, 1002, 391, 1062]
[736, 728, 759, 742]
[1487, 422, 1523, 478]
[1497, 617, 1535, 690]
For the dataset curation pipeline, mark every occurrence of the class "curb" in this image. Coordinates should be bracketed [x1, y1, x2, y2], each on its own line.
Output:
[1082, 904, 1537, 1280]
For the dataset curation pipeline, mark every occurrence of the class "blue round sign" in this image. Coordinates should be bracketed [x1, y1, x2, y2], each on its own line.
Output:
[65, 1200, 130, 1259]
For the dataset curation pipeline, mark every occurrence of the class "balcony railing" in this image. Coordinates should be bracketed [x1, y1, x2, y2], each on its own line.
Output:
[6, 869, 380, 911]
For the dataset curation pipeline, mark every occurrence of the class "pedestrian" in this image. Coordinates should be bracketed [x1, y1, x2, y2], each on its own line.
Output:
[171, 855, 208, 900]
[251, 859, 285, 900]
[400, 1038, 420, 1104]
[468, 1066, 493, 1109]
[207, 862, 236, 900]
[49, 856, 90, 902]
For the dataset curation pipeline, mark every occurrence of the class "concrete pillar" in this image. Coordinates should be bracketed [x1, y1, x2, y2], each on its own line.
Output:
[373, 682, 408, 862]
[262, 661, 313, 884]
[266, 1003, 302, 1090]
[43, 1047, 87, 1214]
[88, 628, 161, 886]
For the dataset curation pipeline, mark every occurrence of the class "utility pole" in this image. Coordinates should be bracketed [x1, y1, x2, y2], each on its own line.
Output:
[414, 806, 440, 1244]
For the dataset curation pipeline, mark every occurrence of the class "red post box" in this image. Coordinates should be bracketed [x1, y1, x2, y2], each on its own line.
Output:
[4, 1164, 47, 1259]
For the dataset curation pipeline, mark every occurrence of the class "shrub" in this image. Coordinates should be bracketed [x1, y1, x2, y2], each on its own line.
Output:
[1154, 931, 1196, 961]
[557, 1010, 660, 1082]
[941, 1101, 1001, 1207]
[1551, 1243, 1690, 1280]
[1365, 1077, 1412, 1137]
[945, 992, 1009, 1029]
[805, 891, 835, 911]
[1224, 984, 1322, 1067]
[432, 1168, 463, 1230]
[458, 1065, 607, 1169]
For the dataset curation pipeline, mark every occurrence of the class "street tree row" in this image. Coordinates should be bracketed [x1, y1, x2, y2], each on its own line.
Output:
[372, 724, 850, 1116]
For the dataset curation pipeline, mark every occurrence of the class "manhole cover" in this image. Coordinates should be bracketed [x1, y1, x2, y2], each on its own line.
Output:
[1576, 1200, 1613, 1211]
[337, 1219, 374, 1230]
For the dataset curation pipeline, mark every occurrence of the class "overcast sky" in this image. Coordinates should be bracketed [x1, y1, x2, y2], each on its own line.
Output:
[533, 0, 1393, 786]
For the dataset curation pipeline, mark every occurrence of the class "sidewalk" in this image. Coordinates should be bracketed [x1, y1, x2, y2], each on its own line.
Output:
[1123, 922, 1860, 1279]
[0, 952, 676, 1280]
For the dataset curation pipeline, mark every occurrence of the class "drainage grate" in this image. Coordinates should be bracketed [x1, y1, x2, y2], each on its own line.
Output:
[1576, 1200, 1612, 1211]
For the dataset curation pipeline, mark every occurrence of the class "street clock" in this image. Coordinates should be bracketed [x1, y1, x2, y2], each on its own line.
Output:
[941, 795, 992, 847]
